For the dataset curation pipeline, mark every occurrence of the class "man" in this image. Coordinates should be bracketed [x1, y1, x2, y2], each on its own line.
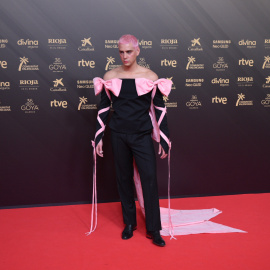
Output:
[93, 34, 171, 247]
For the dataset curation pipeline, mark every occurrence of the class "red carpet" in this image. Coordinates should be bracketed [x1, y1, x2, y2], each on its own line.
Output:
[1, 193, 270, 270]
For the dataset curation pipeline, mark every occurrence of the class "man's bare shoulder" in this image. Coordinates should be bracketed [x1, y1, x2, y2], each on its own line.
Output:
[143, 68, 158, 81]
[103, 67, 124, 80]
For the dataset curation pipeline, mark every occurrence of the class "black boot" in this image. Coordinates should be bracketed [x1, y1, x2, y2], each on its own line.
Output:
[146, 231, 166, 247]
[122, 224, 137, 240]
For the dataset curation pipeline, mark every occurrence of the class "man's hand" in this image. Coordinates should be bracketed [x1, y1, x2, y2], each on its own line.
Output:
[158, 144, 168, 159]
[96, 140, 104, 157]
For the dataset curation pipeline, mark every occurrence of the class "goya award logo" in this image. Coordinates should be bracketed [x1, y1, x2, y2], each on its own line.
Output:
[237, 77, 253, 87]
[105, 39, 118, 49]
[213, 57, 228, 71]
[238, 39, 256, 49]
[138, 58, 150, 69]
[77, 80, 93, 89]
[186, 57, 204, 70]
[186, 95, 202, 109]
[78, 38, 94, 51]
[0, 39, 8, 49]
[21, 99, 39, 113]
[19, 80, 39, 90]
[262, 76, 270, 88]
[212, 40, 231, 49]
[50, 78, 67, 92]
[49, 58, 67, 72]
[78, 97, 97, 110]
[163, 96, 177, 108]
[0, 81, 10, 90]
[48, 39, 67, 49]
[262, 56, 270, 69]
[188, 38, 203, 51]
[17, 39, 38, 49]
[139, 40, 152, 49]
[160, 39, 178, 50]
[185, 78, 204, 87]
[211, 78, 229, 87]
[105, 57, 120, 70]
[0, 99, 11, 111]
[264, 39, 270, 49]
[18, 57, 39, 71]
[236, 93, 253, 106]
[261, 94, 270, 107]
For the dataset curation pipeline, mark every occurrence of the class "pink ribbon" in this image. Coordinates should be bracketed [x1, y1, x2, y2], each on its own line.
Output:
[93, 77, 122, 99]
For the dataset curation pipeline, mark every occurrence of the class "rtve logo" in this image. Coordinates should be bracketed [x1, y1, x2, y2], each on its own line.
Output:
[78, 59, 95, 68]
[50, 100, 68, 108]
[212, 96, 227, 104]
[238, 58, 254, 66]
[161, 59, 177, 67]
[0, 60, 7, 68]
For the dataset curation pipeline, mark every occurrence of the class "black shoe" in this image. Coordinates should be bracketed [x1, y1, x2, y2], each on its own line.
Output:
[146, 231, 166, 247]
[122, 224, 137, 240]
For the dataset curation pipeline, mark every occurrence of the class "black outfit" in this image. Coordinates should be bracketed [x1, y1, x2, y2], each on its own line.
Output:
[95, 79, 170, 231]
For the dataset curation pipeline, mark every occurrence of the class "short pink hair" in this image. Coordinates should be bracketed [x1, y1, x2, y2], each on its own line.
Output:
[118, 34, 139, 48]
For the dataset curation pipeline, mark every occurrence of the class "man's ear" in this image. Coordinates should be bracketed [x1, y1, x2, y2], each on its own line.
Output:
[136, 47, 140, 56]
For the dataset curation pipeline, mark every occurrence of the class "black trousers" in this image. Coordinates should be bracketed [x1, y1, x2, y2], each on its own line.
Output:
[111, 130, 162, 232]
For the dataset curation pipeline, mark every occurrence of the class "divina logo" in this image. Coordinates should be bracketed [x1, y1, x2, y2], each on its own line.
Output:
[50, 100, 68, 108]
[211, 78, 229, 87]
[139, 40, 152, 49]
[17, 39, 38, 49]
[0, 81, 10, 90]
[161, 59, 177, 67]
[78, 59, 95, 68]
[238, 39, 256, 48]
[238, 58, 254, 66]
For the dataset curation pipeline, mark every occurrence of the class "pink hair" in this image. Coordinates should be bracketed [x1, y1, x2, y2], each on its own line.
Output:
[118, 34, 139, 48]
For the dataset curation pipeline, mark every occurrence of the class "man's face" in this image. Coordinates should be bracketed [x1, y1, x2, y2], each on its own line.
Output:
[118, 43, 140, 67]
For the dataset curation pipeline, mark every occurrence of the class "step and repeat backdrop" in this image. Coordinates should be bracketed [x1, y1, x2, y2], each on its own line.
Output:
[1, 0, 270, 207]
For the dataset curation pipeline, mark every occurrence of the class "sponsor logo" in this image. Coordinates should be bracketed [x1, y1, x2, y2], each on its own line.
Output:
[138, 57, 150, 69]
[105, 39, 118, 49]
[161, 59, 177, 67]
[0, 60, 7, 69]
[19, 80, 39, 90]
[78, 37, 94, 51]
[105, 56, 121, 70]
[160, 39, 178, 49]
[212, 40, 231, 49]
[50, 99, 68, 108]
[211, 78, 229, 87]
[78, 59, 95, 68]
[50, 78, 67, 92]
[0, 39, 8, 49]
[163, 96, 177, 108]
[21, 99, 39, 113]
[238, 39, 256, 49]
[237, 77, 253, 87]
[264, 39, 270, 49]
[186, 56, 204, 70]
[238, 58, 254, 67]
[212, 96, 227, 104]
[17, 39, 38, 49]
[236, 93, 253, 106]
[78, 97, 97, 110]
[185, 78, 204, 87]
[139, 39, 152, 49]
[262, 76, 270, 88]
[213, 57, 228, 71]
[262, 56, 270, 69]
[167, 77, 176, 90]
[261, 94, 270, 107]
[48, 39, 67, 49]
[186, 95, 202, 109]
[188, 38, 203, 51]
[49, 58, 67, 72]
[0, 81, 10, 90]
[0, 99, 11, 111]
[18, 57, 39, 71]
[77, 80, 94, 89]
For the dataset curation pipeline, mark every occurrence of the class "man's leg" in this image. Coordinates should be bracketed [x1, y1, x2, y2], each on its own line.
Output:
[111, 131, 137, 227]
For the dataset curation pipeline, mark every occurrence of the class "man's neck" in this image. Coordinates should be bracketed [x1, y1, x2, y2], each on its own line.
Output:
[121, 62, 139, 73]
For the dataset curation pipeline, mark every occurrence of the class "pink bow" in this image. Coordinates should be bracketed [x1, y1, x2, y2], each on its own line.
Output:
[135, 78, 172, 97]
[93, 77, 122, 98]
